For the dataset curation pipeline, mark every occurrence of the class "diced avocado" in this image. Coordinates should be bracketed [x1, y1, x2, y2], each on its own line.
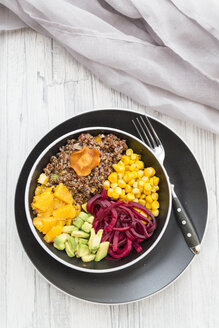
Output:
[65, 240, 75, 257]
[81, 221, 92, 233]
[95, 242, 109, 262]
[77, 244, 90, 257]
[97, 230, 103, 237]
[53, 233, 69, 250]
[72, 230, 90, 238]
[78, 211, 89, 221]
[88, 228, 95, 250]
[75, 243, 80, 258]
[72, 226, 79, 232]
[62, 225, 75, 234]
[73, 216, 84, 229]
[68, 235, 77, 252]
[87, 215, 94, 224]
[82, 203, 88, 212]
[82, 254, 95, 262]
[79, 238, 88, 245]
[89, 229, 103, 253]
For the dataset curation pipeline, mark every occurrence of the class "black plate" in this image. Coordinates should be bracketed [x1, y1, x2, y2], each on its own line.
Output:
[15, 109, 208, 304]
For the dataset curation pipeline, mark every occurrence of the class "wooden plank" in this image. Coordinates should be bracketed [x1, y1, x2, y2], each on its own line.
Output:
[0, 27, 218, 328]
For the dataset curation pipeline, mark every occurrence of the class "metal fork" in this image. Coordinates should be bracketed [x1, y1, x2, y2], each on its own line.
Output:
[132, 115, 201, 254]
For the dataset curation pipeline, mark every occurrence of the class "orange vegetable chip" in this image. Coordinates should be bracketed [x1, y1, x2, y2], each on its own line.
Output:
[70, 147, 100, 176]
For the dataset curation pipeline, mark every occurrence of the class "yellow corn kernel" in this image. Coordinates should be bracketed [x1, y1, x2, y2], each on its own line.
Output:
[138, 180, 145, 188]
[122, 156, 130, 165]
[139, 187, 144, 194]
[118, 179, 126, 188]
[146, 195, 153, 203]
[153, 177, 159, 186]
[112, 192, 120, 199]
[140, 210, 147, 218]
[132, 172, 138, 179]
[126, 149, 133, 156]
[133, 188, 140, 194]
[107, 188, 114, 198]
[114, 187, 122, 195]
[151, 193, 159, 201]
[137, 170, 144, 178]
[140, 194, 146, 199]
[129, 163, 138, 171]
[144, 167, 156, 177]
[144, 183, 152, 192]
[120, 194, 126, 201]
[111, 183, 118, 189]
[95, 136, 102, 142]
[129, 179, 135, 186]
[146, 202, 152, 210]
[142, 176, 148, 182]
[133, 181, 138, 188]
[149, 178, 154, 185]
[103, 180, 110, 190]
[131, 154, 138, 161]
[108, 172, 117, 183]
[128, 172, 135, 180]
[125, 165, 131, 171]
[125, 185, 132, 193]
[127, 193, 135, 201]
[152, 209, 159, 217]
[129, 160, 135, 165]
[133, 198, 139, 203]
[121, 155, 126, 161]
[154, 186, 159, 191]
[152, 201, 159, 210]
[118, 172, 124, 179]
[127, 172, 134, 182]
[114, 163, 125, 173]
[136, 192, 141, 198]
[123, 173, 129, 183]
[139, 199, 146, 206]
[136, 161, 144, 170]
[121, 189, 126, 197]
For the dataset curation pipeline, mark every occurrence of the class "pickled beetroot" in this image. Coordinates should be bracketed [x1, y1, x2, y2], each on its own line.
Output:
[87, 189, 157, 259]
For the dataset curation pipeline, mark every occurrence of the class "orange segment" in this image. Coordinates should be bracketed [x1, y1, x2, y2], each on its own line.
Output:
[36, 211, 53, 218]
[70, 147, 100, 176]
[53, 204, 76, 220]
[54, 183, 73, 204]
[44, 225, 63, 243]
[33, 217, 66, 234]
[32, 188, 54, 212]
[54, 197, 66, 209]
[33, 217, 56, 234]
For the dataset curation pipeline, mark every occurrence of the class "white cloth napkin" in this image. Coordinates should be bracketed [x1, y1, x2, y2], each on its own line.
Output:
[0, 0, 219, 134]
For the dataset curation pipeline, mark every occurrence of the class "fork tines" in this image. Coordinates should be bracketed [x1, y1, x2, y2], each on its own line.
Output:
[132, 115, 161, 149]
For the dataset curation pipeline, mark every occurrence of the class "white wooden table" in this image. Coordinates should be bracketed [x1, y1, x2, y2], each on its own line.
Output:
[1, 28, 219, 328]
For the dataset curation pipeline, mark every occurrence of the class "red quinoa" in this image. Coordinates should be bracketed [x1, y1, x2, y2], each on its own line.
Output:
[43, 133, 127, 204]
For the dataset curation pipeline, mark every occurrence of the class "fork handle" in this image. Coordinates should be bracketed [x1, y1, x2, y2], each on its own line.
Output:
[171, 185, 201, 255]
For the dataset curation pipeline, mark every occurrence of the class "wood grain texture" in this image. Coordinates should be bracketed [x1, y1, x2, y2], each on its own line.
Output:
[1, 28, 219, 328]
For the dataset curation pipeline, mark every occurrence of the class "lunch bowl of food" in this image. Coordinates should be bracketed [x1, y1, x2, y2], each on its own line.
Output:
[25, 127, 171, 273]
